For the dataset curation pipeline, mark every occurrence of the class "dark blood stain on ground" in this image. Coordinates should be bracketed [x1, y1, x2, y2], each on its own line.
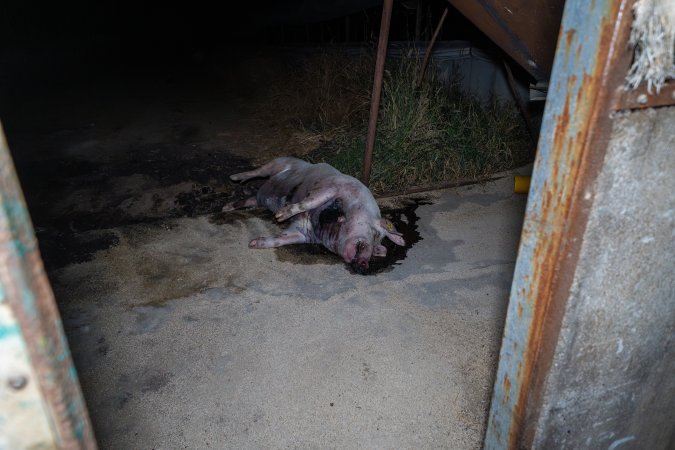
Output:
[37, 229, 120, 271]
[16, 130, 255, 228]
[174, 185, 229, 217]
[12, 125, 258, 269]
[274, 198, 430, 274]
[364, 198, 429, 275]
[208, 208, 271, 225]
[120, 141, 254, 188]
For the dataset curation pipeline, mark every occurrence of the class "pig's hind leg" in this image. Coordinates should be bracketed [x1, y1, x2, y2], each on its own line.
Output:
[222, 196, 257, 212]
[249, 231, 308, 249]
[230, 158, 293, 182]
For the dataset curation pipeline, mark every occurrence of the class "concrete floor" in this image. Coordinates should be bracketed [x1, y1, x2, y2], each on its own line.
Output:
[51, 179, 525, 449]
[50, 178, 526, 449]
[3, 51, 528, 449]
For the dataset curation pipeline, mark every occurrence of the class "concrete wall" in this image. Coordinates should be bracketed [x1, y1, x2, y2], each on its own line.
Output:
[532, 107, 675, 449]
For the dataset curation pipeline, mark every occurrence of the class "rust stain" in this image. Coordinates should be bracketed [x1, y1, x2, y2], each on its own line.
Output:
[582, 72, 595, 86]
[542, 189, 553, 217]
[553, 96, 571, 155]
[598, 19, 616, 59]
[503, 374, 512, 404]
[565, 29, 576, 54]
[493, 416, 502, 442]
[517, 302, 524, 318]
[577, 73, 594, 105]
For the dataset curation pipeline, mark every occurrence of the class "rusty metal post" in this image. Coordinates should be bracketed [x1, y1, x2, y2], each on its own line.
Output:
[362, 0, 394, 186]
[414, 0, 423, 41]
[484, 0, 655, 448]
[0, 123, 97, 449]
[502, 60, 537, 150]
[345, 14, 350, 42]
[416, 7, 448, 88]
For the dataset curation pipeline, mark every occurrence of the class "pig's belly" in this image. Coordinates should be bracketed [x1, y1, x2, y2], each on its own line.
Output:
[256, 178, 307, 213]
[256, 169, 326, 213]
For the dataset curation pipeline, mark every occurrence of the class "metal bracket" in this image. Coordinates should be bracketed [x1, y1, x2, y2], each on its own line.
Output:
[611, 81, 675, 110]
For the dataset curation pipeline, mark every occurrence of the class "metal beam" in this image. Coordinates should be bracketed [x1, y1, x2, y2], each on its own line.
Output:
[611, 80, 675, 110]
[447, 0, 565, 80]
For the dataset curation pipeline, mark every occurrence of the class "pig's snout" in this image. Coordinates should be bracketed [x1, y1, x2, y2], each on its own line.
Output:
[343, 239, 373, 274]
[352, 241, 371, 275]
[351, 258, 369, 275]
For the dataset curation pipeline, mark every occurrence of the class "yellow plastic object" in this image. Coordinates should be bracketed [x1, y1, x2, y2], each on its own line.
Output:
[514, 175, 531, 194]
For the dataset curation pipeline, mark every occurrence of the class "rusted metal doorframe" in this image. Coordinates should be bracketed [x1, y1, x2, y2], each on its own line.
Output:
[483, 0, 649, 448]
[0, 124, 97, 449]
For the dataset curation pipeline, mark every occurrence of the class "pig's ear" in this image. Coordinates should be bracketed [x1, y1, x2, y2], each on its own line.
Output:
[379, 218, 405, 246]
[373, 244, 387, 257]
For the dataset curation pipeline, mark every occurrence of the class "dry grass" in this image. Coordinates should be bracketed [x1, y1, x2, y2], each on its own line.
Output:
[261, 51, 372, 132]
[260, 49, 531, 193]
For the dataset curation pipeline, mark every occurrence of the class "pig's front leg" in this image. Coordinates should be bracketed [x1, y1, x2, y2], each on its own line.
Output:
[249, 231, 308, 248]
[274, 186, 337, 222]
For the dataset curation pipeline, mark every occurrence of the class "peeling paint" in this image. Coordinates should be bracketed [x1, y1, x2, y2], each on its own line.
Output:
[0, 322, 20, 340]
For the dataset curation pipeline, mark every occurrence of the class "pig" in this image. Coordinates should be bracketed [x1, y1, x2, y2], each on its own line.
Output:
[224, 157, 405, 274]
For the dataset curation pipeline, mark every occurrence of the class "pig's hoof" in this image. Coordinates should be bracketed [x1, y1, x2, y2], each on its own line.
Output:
[249, 239, 266, 248]
[275, 208, 292, 222]
[222, 203, 235, 212]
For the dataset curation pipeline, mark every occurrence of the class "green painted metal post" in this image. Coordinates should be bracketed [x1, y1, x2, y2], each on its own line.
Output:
[0, 123, 97, 449]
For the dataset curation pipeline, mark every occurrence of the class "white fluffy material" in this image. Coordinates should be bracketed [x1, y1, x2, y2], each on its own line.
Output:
[625, 0, 675, 93]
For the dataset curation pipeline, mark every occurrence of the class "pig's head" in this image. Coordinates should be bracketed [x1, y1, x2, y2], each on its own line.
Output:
[339, 216, 405, 274]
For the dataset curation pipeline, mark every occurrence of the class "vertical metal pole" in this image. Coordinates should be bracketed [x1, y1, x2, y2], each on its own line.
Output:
[425, 4, 432, 40]
[502, 60, 537, 151]
[415, 0, 423, 41]
[362, 0, 394, 186]
[345, 15, 351, 42]
[416, 6, 448, 88]
[0, 123, 97, 449]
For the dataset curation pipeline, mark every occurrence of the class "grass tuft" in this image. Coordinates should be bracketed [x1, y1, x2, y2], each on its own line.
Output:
[262, 49, 531, 193]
